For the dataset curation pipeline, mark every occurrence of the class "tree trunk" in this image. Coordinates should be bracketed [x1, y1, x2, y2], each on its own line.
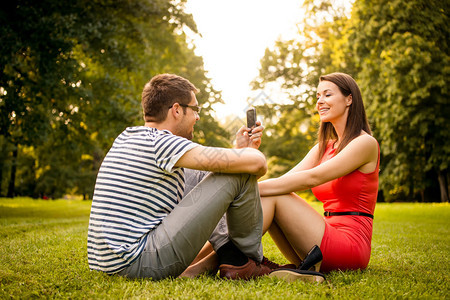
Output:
[0, 162, 3, 197]
[420, 190, 425, 203]
[438, 170, 449, 202]
[408, 178, 415, 201]
[7, 145, 18, 198]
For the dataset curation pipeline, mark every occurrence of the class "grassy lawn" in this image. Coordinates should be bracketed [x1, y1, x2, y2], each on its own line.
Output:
[0, 198, 448, 299]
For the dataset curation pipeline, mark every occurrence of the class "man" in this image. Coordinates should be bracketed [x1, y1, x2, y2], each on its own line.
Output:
[87, 74, 277, 280]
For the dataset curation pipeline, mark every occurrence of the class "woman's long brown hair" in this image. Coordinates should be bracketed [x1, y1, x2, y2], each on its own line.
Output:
[317, 73, 371, 162]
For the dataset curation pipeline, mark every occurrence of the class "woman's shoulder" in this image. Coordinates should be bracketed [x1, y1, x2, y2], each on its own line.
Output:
[350, 134, 379, 158]
[345, 133, 378, 153]
[357, 133, 378, 146]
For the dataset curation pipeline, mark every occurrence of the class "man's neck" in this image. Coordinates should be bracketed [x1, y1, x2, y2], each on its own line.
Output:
[144, 121, 174, 133]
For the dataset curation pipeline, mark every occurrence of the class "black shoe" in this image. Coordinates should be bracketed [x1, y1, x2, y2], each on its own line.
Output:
[299, 245, 323, 272]
[268, 245, 326, 283]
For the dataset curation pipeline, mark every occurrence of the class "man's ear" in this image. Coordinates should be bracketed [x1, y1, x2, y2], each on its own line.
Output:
[169, 103, 183, 120]
[346, 94, 353, 106]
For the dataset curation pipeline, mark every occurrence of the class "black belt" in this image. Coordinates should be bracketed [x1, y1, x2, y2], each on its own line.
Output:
[324, 211, 374, 219]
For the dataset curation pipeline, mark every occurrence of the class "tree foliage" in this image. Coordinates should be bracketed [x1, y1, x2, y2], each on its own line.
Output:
[347, 0, 449, 202]
[0, 0, 228, 199]
[252, 0, 349, 178]
[253, 0, 449, 202]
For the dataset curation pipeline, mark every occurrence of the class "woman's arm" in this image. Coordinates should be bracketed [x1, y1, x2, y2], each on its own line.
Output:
[259, 135, 378, 196]
[285, 144, 320, 175]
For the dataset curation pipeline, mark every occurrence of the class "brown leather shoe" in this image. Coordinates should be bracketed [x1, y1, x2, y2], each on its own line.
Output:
[219, 258, 271, 280]
[261, 256, 297, 270]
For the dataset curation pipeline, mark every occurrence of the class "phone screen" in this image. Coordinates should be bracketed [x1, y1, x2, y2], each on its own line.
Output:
[246, 108, 256, 135]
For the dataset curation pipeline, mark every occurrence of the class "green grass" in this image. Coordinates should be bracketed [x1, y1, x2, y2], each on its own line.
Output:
[0, 198, 448, 299]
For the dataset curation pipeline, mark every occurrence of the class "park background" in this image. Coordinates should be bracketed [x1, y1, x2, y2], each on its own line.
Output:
[0, 0, 449, 298]
[0, 0, 448, 203]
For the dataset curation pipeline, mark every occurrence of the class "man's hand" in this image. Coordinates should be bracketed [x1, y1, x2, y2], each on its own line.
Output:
[235, 121, 264, 149]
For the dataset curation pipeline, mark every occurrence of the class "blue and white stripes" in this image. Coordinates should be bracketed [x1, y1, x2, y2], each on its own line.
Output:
[87, 126, 198, 274]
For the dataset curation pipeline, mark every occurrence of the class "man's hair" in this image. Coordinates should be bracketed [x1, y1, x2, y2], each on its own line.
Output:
[142, 74, 199, 123]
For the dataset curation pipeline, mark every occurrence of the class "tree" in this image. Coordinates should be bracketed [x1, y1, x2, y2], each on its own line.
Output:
[0, 0, 227, 198]
[256, 103, 318, 178]
[252, 0, 449, 202]
[347, 0, 450, 202]
[251, 0, 350, 177]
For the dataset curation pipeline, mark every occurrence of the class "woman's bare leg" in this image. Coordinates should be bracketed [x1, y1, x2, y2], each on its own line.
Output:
[261, 193, 325, 259]
[267, 222, 302, 266]
[262, 194, 303, 265]
[179, 242, 218, 278]
[191, 242, 214, 265]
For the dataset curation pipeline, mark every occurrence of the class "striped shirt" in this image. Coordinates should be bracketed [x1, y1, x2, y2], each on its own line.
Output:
[87, 126, 198, 274]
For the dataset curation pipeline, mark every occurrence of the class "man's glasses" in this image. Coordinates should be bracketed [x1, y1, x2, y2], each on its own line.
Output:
[169, 103, 202, 114]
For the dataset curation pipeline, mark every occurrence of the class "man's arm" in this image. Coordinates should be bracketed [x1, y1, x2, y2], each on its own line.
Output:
[175, 145, 267, 177]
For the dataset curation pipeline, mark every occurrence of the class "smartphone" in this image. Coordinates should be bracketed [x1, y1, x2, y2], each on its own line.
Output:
[246, 107, 256, 136]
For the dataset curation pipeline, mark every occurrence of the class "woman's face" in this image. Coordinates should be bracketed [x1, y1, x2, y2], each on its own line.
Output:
[316, 80, 352, 123]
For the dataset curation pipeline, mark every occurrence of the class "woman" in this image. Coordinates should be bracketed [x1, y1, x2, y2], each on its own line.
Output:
[260, 72, 379, 281]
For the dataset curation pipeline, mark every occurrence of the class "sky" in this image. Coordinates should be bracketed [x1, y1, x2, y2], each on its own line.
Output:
[185, 0, 303, 119]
